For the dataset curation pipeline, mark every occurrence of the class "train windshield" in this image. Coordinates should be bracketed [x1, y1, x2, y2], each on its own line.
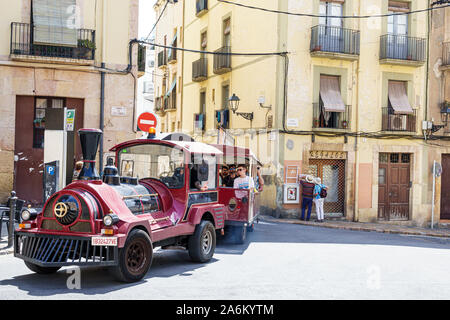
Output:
[117, 143, 185, 189]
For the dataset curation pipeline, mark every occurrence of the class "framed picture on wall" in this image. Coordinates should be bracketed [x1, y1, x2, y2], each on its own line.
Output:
[284, 183, 300, 204]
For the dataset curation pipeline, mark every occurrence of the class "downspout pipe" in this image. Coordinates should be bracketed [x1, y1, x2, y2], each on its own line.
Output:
[100, 62, 105, 175]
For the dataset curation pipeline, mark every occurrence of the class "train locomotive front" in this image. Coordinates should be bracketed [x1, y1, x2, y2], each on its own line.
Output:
[14, 129, 225, 282]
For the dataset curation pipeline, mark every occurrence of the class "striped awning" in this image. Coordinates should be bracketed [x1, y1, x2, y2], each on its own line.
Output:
[320, 75, 346, 112]
[32, 0, 77, 47]
[388, 81, 413, 114]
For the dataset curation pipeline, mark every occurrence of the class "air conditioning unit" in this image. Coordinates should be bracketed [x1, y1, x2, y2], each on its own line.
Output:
[389, 114, 407, 131]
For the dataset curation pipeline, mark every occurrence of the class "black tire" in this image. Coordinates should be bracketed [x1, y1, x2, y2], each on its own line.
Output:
[24, 261, 61, 274]
[188, 220, 216, 263]
[110, 229, 153, 283]
[233, 225, 247, 244]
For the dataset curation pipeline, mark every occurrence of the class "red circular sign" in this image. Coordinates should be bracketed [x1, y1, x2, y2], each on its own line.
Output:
[137, 112, 157, 132]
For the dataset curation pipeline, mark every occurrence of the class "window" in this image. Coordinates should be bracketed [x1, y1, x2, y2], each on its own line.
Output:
[200, 31, 207, 58]
[223, 18, 231, 47]
[118, 144, 185, 189]
[190, 154, 217, 190]
[388, 81, 413, 114]
[32, 0, 77, 46]
[222, 84, 230, 109]
[200, 91, 206, 114]
[33, 98, 47, 148]
[319, 1, 343, 28]
[33, 98, 65, 148]
[318, 75, 346, 128]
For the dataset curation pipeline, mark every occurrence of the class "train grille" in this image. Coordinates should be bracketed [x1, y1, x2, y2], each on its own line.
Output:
[15, 233, 117, 266]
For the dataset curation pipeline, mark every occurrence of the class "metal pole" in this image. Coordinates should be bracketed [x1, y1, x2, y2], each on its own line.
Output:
[8, 191, 17, 248]
[432, 160, 436, 229]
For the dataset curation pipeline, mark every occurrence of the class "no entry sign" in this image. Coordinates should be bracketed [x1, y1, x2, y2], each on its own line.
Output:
[137, 112, 157, 132]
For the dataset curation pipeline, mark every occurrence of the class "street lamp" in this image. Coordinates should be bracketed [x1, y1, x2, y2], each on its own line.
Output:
[228, 93, 253, 121]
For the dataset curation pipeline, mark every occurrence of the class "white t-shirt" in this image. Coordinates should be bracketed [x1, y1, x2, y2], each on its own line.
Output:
[233, 175, 255, 198]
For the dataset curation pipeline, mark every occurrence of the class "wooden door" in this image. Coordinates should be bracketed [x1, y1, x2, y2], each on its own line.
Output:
[14, 96, 44, 205]
[440, 155, 450, 220]
[378, 153, 411, 221]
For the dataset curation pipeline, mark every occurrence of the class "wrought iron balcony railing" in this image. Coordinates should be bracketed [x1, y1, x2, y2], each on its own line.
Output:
[381, 108, 417, 132]
[10, 22, 95, 60]
[312, 103, 351, 130]
[213, 46, 231, 74]
[310, 25, 360, 56]
[158, 50, 167, 67]
[192, 58, 208, 82]
[380, 34, 426, 63]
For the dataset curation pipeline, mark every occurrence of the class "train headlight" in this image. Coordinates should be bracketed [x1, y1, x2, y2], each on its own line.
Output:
[103, 213, 120, 226]
[21, 208, 38, 221]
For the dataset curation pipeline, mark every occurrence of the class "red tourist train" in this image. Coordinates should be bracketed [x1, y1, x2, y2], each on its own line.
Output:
[14, 129, 260, 282]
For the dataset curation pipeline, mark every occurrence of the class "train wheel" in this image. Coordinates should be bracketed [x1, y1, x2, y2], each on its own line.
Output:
[111, 229, 153, 283]
[24, 261, 61, 274]
[188, 220, 216, 263]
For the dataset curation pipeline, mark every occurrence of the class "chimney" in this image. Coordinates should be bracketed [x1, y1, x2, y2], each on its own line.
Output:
[78, 128, 103, 180]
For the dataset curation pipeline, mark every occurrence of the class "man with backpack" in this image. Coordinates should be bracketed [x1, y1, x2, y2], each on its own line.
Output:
[313, 177, 328, 222]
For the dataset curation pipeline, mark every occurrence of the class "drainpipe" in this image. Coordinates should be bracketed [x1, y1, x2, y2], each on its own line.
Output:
[99, 0, 107, 174]
[353, 1, 361, 222]
[100, 63, 105, 175]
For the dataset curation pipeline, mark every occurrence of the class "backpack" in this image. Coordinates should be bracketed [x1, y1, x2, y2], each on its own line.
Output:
[320, 187, 327, 198]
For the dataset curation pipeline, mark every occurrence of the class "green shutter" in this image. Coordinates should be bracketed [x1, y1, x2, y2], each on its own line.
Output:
[33, 0, 77, 47]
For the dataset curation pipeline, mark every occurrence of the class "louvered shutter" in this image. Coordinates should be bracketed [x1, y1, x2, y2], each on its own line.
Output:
[33, 0, 77, 47]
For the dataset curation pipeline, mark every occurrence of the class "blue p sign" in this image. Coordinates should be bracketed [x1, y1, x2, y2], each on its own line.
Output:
[47, 166, 55, 176]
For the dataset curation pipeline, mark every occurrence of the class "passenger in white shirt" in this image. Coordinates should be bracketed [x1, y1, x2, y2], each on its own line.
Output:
[233, 164, 254, 198]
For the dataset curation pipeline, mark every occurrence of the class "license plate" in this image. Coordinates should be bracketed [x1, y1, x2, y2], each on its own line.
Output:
[91, 237, 118, 246]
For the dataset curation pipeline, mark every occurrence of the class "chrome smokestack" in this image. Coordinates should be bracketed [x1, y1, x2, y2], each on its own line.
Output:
[78, 128, 103, 180]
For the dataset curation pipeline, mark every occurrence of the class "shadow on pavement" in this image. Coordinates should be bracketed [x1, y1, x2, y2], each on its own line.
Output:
[2, 219, 450, 297]
[0, 250, 218, 297]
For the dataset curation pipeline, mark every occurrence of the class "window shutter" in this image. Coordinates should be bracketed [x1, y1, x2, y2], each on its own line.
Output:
[33, 0, 77, 47]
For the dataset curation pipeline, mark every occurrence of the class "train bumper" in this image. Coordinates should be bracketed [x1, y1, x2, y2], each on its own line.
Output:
[14, 231, 118, 267]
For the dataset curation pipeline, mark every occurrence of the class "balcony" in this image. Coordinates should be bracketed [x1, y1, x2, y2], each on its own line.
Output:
[10, 22, 95, 64]
[137, 44, 146, 77]
[213, 46, 231, 75]
[310, 25, 360, 60]
[381, 108, 417, 133]
[192, 58, 208, 82]
[165, 93, 177, 111]
[158, 50, 167, 67]
[380, 34, 426, 66]
[312, 103, 351, 131]
[196, 0, 208, 17]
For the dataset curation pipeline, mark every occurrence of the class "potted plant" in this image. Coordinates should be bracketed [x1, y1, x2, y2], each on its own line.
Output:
[313, 45, 322, 52]
[313, 118, 319, 128]
[342, 120, 348, 129]
[76, 39, 96, 59]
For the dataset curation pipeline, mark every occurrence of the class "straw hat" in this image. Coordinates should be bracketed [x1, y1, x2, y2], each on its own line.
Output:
[305, 175, 314, 183]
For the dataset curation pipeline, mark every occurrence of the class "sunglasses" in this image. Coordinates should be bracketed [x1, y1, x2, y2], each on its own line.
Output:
[237, 168, 245, 171]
